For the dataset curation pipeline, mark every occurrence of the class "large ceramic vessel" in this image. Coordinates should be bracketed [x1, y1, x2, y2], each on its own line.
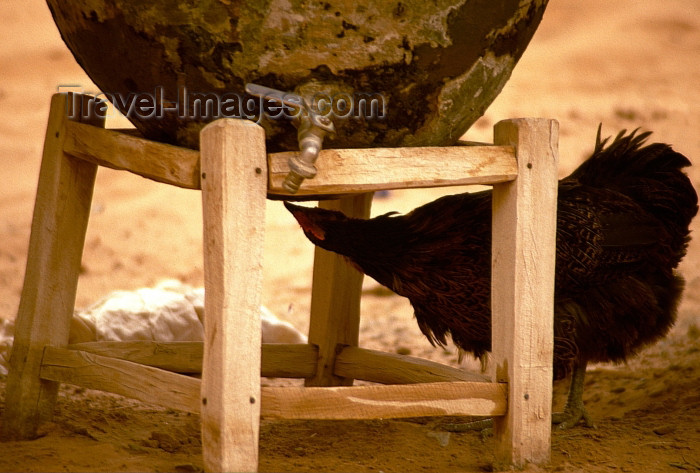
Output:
[47, 0, 548, 151]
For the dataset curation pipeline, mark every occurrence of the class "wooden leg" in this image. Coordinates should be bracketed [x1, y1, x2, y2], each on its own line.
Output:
[491, 118, 558, 467]
[200, 119, 267, 473]
[305, 193, 373, 387]
[1, 94, 103, 440]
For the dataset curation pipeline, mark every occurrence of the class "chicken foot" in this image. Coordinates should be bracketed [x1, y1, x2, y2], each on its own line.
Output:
[443, 360, 596, 433]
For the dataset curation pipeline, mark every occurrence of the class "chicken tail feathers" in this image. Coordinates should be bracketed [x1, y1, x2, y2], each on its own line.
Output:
[572, 126, 689, 186]
[569, 126, 698, 229]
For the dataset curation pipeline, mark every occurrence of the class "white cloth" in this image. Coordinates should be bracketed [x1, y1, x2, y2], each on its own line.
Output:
[0, 280, 307, 375]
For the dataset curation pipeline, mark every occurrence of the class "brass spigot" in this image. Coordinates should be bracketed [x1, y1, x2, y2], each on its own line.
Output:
[245, 83, 336, 194]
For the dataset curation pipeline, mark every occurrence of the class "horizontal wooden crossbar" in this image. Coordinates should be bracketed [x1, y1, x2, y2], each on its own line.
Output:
[41, 346, 201, 413]
[61, 121, 517, 196]
[40, 347, 505, 419]
[261, 382, 506, 420]
[67, 341, 318, 378]
[62, 121, 202, 189]
[335, 345, 489, 384]
[64, 341, 489, 384]
[267, 145, 517, 196]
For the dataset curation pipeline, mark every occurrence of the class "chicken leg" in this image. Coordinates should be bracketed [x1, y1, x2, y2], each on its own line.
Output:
[552, 359, 596, 429]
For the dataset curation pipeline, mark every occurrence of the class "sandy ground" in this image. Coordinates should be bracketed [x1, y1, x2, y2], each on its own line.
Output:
[1, 0, 699, 471]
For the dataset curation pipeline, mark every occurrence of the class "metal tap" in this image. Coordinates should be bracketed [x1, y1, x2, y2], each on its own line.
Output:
[245, 83, 336, 194]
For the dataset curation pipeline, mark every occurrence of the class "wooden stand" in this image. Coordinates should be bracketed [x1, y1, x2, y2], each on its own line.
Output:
[1, 93, 558, 471]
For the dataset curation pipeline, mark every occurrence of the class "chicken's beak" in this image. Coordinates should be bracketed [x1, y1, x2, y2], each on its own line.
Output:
[284, 202, 327, 241]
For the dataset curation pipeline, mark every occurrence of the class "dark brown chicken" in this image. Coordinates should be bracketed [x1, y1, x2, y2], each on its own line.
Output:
[285, 128, 698, 428]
